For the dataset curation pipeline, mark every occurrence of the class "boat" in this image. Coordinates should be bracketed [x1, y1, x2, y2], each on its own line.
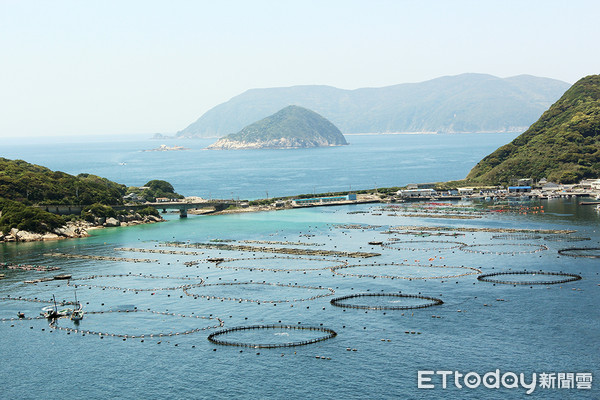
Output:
[71, 308, 84, 321]
[41, 295, 73, 319]
[70, 290, 84, 322]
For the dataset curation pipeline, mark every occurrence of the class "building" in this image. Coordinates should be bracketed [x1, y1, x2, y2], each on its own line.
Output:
[396, 189, 437, 198]
[457, 188, 474, 195]
[292, 194, 356, 206]
[541, 182, 562, 191]
[578, 179, 600, 189]
[508, 186, 532, 193]
[517, 178, 533, 186]
[123, 193, 144, 203]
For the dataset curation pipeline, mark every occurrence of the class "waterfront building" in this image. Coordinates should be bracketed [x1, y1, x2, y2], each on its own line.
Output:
[292, 194, 356, 206]
[508, 186, 532, 193]
[396, 189, 437, 198]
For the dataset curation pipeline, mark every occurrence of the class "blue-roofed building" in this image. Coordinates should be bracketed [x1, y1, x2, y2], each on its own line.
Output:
[508, 186, 532, 193]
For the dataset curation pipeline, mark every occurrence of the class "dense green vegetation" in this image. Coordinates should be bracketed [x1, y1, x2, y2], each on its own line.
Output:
[81, 203, 117, 222]
[125, 179, 184, 202]
[178, 74, 570, 137]
[467, 75, 600, 184]
[0, 198, 65, 234]
[0, 158, 174, 235]
[209, 106, 347, 148]
[137, 206, 160, 217]
[0, 158, 126, 205]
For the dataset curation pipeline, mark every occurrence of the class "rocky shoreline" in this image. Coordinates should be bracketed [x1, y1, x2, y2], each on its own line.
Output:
[0, 213, 164, 243]
[207, 137, 346, 150]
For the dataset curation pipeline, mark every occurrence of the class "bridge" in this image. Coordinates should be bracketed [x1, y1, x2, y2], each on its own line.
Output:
[37, 200, 236, 218]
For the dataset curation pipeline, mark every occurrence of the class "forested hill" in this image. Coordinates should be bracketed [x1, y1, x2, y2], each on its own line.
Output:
[177, 73, 570, 138]
[466, 74, 600, 184]
[0, 157, 126, 205]
[207, 106, 347, 149]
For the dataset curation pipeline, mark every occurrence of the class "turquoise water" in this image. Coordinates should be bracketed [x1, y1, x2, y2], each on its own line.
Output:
[0, 133, 519, 199]
[1, 134, 599, 399]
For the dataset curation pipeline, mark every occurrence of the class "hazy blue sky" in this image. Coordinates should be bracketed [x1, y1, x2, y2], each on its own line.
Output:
[1, 0, 598, 138]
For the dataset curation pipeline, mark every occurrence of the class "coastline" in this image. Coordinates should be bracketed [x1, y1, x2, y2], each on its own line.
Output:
[4, 185, 598, 243]
[0, 214, 164, 243]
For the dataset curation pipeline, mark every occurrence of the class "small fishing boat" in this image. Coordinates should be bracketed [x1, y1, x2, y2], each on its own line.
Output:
[41, 295, 73, 319]
[71, 308, 84, 321]
[70, 290, 84, 321]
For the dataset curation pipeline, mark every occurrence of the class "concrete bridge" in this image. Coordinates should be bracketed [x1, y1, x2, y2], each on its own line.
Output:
[37, 201, 236, 218]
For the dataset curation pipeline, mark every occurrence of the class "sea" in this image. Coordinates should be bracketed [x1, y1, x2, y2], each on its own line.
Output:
[0, 133, 598, 399]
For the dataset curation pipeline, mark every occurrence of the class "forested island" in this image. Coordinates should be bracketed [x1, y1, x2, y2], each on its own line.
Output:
[207, 106, 348, 149]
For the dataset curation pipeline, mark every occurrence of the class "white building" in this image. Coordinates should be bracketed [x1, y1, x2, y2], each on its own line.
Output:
[396, 189, 437, 198]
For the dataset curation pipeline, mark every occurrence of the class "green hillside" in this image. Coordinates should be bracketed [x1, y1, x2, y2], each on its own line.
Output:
[467, 75, 600, 184]
[177, 74, 570, 138]
[0, 158, 183, 236]
[0, 158, 126, 205]
[208, 105, 347, 149]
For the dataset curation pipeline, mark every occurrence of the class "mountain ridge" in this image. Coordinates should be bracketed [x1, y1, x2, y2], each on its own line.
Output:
[177, 73, 570, 138]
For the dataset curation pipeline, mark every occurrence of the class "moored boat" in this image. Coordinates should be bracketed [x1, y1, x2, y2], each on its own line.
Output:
[70, 290, 84, 321]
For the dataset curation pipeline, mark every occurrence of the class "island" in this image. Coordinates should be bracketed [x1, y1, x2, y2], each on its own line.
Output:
[206, 105, 348, 150]
[143, 144, 189, 152]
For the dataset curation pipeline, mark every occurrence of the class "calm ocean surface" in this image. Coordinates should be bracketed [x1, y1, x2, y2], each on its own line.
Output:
[1, 133, 599, 399]
[1, 133, 520, 199]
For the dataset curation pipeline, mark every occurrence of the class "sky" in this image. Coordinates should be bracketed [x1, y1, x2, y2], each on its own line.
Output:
[0, 0, 599, 138]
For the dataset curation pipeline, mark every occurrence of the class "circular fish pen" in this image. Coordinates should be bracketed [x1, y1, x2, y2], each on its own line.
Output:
[214, 256, 347, 272]
[330, 293, 444, 310]
[543, 235, 591, 242]
[67, 273, 205, 291]
[557, 247, 600, 258]
[382, 240, 466, 251]
[490, 233, 542, 240]
[207, 325, 337, 348]
[50, 309, 224, 338]
[330, 262, 481, 280]
[183, 282, 335, 303]
[477, 271, 582, 285]
[459, 243, 548, 255]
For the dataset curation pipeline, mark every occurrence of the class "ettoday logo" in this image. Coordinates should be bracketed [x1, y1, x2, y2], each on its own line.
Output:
[418, 370, 592, 394]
